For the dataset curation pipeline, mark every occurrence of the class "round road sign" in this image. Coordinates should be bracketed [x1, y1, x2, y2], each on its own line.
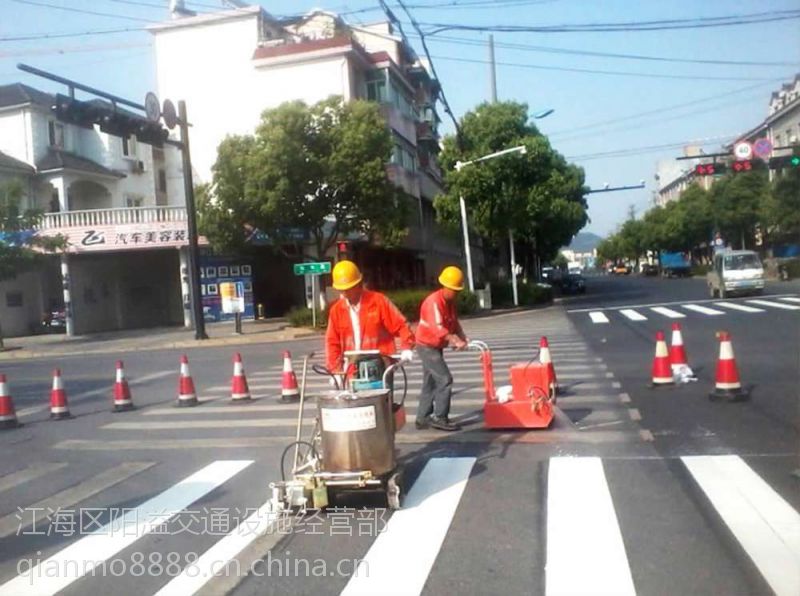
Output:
[734, 141, 753, 161]
[753, 138, 773, 158]
[162, 99, 178, 129]
[144, 92, 160, 122]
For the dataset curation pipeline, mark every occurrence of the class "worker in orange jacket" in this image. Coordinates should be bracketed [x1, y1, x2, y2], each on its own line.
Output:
[325, 260, 414, 379]
[414, 266, 469, 431]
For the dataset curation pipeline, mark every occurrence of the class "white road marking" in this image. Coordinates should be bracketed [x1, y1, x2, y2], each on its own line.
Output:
[682, 455, 800, 596]
[340, 457, 475, 596]
[748, 299, 800, 311]
[589, 312, 610, 323]
[650, 306, 686, 318]
[154, 500, 280, 596]
[714, 302, 765, 313]
[779, 297, 800, 303]
[681, 304, 725, 316]
[546, 457, 635, 596]
[102, 420, 315, 430]
[0, 462, 155, 539]
[0, 462, 68, 494]
[620, 309, 647, 321]
[0, 460, 252, 596]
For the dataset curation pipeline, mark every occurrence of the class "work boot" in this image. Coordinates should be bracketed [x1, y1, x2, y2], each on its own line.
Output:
[428, 416, 460, 431]
[415, 417, 430, 430]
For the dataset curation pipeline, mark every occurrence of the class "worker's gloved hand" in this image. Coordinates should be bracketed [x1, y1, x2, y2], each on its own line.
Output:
[400, 349, 414, 363]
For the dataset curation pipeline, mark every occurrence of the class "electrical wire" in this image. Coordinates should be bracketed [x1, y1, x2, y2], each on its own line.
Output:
[566, 135, 737, 162]
[9, 0, 160, 23]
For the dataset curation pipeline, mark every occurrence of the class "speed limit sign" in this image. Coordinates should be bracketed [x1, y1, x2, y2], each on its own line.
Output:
[734, 141, 753, 161]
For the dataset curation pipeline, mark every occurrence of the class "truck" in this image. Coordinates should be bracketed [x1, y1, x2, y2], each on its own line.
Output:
[659, 252, 691, 277]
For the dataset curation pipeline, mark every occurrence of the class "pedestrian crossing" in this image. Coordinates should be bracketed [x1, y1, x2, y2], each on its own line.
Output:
[580, 295, 800, 325]
[0, 454, 796, 595]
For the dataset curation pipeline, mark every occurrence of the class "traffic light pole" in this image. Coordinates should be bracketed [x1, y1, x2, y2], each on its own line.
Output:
[178, 101, 207, 340]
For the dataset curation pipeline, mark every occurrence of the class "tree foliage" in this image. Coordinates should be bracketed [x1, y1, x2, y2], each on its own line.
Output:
[197, 96, 407, 258]
[435, 101, 588, 262]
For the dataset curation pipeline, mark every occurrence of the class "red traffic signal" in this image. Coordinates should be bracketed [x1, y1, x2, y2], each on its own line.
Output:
[694, 163, 725, 176]
[731, 160, 753, 173]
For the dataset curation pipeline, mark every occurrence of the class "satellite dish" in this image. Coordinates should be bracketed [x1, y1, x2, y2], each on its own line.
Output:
[162, 99, 178, 130]
[144, 92, 160, 122]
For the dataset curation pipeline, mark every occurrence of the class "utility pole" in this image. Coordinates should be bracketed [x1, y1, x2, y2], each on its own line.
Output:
[489, 34, 497, 103]
[178, 101, 207, 340]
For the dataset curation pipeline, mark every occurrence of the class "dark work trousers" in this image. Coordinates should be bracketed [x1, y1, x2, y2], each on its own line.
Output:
[416, 345, 453, 420]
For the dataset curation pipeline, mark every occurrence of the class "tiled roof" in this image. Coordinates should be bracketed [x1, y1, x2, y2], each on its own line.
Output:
[37, 149, 124, 178]
[0, 83, 54, 110]
[0, 150, 34, 173]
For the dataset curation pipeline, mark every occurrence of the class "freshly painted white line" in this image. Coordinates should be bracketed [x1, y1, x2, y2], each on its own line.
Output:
[650, 306, 685, 318]
[0, 462, 67, 494]
[0, 460, 252, 596]
[546, 457, 635, 596]
[714, 302, 764, 313]
[340, 457, 476, 596]
[620, 309, 647, 321]
[747, 299, 800, 311]
[0, 462, 155, 539]
[681, 304, 725, 316]
[589, 312, 610, 323]
[102, 420, 314, 430]
[154, 499, 280, 596]
[682, 455, 800, 596]
[779, 297, 800, 303]
[566, 293, 800, 313]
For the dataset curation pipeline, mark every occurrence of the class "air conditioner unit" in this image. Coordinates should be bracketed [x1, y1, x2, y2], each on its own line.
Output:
[131, 160, 145, 174]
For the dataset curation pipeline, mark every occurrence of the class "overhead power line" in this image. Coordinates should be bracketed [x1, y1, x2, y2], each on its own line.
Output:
[9, 0, 160, 23]
[0, 27, 148, 42]
[566, 135, 737, 162]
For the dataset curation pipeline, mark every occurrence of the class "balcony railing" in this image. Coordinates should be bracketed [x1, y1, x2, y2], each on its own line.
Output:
[40, 206, 187, 230]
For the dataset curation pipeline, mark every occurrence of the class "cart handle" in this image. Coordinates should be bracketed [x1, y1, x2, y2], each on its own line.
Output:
[468, 340, 490, 352]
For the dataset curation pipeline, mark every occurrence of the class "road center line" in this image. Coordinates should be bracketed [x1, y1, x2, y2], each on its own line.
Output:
[0, 460, 252, 596]
[340, 457, 476, 596]
[546, 457, 635, 596]
[682, 455, 800, 596]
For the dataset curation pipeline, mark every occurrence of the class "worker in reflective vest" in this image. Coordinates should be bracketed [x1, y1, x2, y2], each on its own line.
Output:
[414, 266, 469, 432]
[325, 260, 414, 378]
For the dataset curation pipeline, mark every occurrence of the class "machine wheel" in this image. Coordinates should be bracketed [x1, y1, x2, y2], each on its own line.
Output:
[386, 472, 403, 510]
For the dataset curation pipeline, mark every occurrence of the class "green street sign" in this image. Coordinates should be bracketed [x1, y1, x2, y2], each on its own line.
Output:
[293, 261, 331, 276]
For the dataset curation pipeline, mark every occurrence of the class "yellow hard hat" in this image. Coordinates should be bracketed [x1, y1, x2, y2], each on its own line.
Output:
[439, 266, 465, 291]
[332, 260, 363, 290]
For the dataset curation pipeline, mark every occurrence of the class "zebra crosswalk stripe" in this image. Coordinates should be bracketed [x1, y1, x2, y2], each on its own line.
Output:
[649, 306, 685, 318]
[340, 457, 476, 596]
[682, 455, 800, 596]
[620, 309, 647, 321]
[681, 304, 725, 316]
[546, 457, 636, 596]
[589, 312, 610, 323]
[747, 299, 800, 311]
[714, 302, 765, 313]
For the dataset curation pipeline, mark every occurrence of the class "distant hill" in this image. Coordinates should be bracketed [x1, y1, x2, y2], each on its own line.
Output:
[567, 232, 603, 252]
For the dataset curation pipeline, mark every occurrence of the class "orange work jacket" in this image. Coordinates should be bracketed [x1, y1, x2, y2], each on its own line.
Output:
[325, 290, 414, 373]
[415, 289, 462, 350]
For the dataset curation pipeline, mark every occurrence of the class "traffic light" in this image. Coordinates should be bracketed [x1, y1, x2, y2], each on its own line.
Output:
[731, 160, 754, 173]
[337, 241, 350, 259]
[694, 163, 726, 176]
[51, 94, 103, 128]
[768, 154, 800, 170]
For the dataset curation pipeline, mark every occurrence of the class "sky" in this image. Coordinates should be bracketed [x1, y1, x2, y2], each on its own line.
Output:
[1, 0, 799, 237]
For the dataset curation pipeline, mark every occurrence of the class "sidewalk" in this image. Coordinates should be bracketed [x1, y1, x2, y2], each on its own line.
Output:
[0, 318, 321, 361]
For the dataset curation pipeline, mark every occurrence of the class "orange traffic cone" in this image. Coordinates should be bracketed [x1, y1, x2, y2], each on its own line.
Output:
[230, 352, 251, 401]
[669, 323, 689, 372]
[112, 360, 134, 412]
[539, 336, 558, 399]
[280, 350, 299, 402]
[177, 355, 198, 407]
[49, 369, 72, 419]
[710, 331, 748, 401]
[0, 374, 19, 429]
[651, 331, 674, 387]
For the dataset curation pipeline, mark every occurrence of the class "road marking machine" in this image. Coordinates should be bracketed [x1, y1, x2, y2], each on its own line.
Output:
[267, 350, 408, 512]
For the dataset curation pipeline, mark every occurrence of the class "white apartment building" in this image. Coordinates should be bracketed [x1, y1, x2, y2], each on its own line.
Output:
[0, 83, 190, 336]
[149, 4, 465, 289]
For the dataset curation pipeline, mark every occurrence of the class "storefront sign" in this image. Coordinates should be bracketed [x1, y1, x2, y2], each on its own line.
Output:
[41, 222, 193, 253]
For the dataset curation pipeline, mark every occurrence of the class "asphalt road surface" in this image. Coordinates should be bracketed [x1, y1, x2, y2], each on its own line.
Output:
[0, 276, 797, 596]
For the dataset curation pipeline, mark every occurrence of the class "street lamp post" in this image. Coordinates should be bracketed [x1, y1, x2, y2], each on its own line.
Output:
[454, 145, 527, 297]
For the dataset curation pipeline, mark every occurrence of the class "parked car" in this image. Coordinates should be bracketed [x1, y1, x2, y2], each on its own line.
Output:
[561, 273, 586, 294]
[707, 250, 765, 298]
[612, 264, 630, 275]
[660, 252, 691, 277]
[641, 263, 659, 276]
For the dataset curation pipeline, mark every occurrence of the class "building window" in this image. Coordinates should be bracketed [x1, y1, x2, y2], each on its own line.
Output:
[392, 143, 417, 172]
[126, 196, 143, 208]
[366, 70, 388, 103]
[122, 135, 138, 158]
[5, 292, 22, 308]
[158, 169, 167, 193]
[48, 121, 64, 148]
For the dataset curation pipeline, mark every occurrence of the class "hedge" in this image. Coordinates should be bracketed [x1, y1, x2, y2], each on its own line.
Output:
[784, 258, 800, 279]
[491, 281, 553, 308]
[286, 288, 479, 328]
[691, 264, 711, 276]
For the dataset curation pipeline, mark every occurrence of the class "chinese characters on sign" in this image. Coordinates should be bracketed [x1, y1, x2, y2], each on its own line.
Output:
[42, 223, 193, 253]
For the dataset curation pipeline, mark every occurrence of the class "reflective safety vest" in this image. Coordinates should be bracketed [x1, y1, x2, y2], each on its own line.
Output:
[415, 289, 461, 349]
[325, 290, 414, 373]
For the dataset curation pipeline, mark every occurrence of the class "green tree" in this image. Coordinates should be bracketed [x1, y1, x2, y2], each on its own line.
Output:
[597, 234, 625, 265]
[765, 168, 800, 245]
[675, 183, 714, 253]
[710, 170, 768, 250]
[0, 180, 65, 347]
[435, 102, 588, 263]
[197, 96, 407, 258]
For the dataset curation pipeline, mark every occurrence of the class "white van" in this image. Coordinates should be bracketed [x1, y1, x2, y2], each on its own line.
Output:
[707, 250, 765, 298]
